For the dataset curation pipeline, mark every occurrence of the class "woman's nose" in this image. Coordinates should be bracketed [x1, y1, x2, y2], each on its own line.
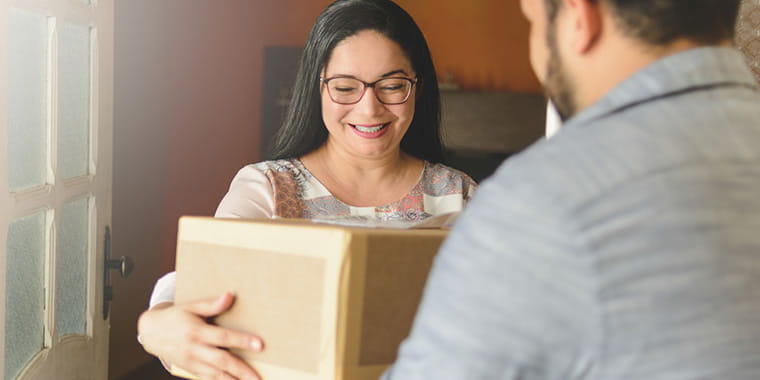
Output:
[354, 87, 385, 116]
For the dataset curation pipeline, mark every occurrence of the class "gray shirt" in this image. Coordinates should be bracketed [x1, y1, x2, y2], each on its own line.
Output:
[383, 47, 760, 379]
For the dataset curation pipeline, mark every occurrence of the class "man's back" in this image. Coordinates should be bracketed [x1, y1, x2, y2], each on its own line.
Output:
[386, 47, 760, 379]
[529, 46, 760, 378]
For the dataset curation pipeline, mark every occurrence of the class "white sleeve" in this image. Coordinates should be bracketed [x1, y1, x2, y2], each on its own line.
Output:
[148, 272, 177, 308]
[148, 165, 276, 308]
[214, 165, 276, 218]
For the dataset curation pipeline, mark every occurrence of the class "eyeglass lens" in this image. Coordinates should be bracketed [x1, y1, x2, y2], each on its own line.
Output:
[326, 77, 413, 104]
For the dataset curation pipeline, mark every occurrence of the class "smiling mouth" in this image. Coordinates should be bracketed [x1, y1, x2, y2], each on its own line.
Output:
[350, 123, 390, 133]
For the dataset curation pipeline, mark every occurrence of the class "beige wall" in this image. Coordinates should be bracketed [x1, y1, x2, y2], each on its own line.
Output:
[737, 0, 760, 83]
[110, 1, 535, 377]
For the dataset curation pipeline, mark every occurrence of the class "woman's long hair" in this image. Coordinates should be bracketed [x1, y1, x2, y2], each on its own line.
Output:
[269, 0, 443, 163]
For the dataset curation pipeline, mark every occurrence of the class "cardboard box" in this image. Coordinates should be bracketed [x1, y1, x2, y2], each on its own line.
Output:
[171, 216, 448, 379]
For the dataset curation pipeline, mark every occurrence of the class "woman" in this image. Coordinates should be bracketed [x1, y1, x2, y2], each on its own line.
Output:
[138, 1, 477, 378]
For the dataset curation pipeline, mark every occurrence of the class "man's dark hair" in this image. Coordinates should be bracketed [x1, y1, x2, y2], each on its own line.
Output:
[544, 0, 741, 45]
[269, 0, 443, 163]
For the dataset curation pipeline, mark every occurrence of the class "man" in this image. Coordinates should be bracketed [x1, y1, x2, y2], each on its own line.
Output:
[384, 0, 760, 379]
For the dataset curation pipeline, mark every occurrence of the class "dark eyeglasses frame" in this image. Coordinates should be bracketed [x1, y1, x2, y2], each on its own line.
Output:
[320, 76, 418, 105]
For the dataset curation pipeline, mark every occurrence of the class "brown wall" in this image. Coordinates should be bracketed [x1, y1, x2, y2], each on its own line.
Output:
[400, 0, 540, 91]
[111, 1, 535, 378]
[157, 0, 331, 272]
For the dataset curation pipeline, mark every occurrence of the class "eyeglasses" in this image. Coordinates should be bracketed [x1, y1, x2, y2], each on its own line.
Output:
[320, 76, 417, 105]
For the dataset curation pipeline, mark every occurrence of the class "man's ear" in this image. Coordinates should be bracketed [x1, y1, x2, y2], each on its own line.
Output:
[563, 0, 602, 54]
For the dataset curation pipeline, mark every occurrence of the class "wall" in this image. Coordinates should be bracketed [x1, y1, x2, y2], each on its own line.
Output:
[111, 1, 535, 378]
[399, 0, 539, 91]
[737, 0, 760, 83]
[111, 1, 170, 377]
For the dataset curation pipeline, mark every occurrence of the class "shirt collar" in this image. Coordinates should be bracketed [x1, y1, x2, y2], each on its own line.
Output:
[564, 47, 759, 129]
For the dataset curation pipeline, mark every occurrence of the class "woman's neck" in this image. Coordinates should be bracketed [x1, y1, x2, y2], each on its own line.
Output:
[300, 145, 424, 207]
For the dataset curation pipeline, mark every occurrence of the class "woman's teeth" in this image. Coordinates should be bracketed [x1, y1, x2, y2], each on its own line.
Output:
[353, 124, 387, 133]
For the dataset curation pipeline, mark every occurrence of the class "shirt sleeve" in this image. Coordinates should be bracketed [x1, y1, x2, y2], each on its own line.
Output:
[148, 271, 177, 308]
[214, 164, 276, 218]
[148, 165, 276, 308]
[382, 174, 597, 379]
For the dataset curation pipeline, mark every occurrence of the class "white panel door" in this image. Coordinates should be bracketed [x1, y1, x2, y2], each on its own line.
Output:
[0, 0, 113, 379]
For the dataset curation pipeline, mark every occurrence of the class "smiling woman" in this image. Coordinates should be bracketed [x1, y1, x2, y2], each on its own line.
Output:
[309, 29, 421, 196]
[136, 1, 477, 379]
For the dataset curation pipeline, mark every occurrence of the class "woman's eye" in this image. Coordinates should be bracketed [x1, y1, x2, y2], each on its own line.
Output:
[380, 84, 404, 91]
[334, 87, 357, 93]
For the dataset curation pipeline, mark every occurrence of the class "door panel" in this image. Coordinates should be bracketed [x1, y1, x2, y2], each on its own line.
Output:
[4, 213, 47, 380]
[1, 0, 113, 379]
[7, 9, 49, 192]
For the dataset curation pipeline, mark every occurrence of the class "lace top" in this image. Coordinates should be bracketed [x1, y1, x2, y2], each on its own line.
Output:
[215, 158, 478, 221]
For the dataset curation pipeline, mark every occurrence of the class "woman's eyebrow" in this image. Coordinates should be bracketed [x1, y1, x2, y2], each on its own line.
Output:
[325, 69, 411, 79]
[381, 69, 410, 77]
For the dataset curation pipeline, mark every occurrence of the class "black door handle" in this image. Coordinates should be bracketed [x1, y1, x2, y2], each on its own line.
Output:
[103, 226, 134, 319]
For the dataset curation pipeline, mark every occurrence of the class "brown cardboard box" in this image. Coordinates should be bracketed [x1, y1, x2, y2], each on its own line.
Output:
[171, 216, 448, 380]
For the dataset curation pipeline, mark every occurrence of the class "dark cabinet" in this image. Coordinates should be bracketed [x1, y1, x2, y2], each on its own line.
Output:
[260, 46, 303, 158]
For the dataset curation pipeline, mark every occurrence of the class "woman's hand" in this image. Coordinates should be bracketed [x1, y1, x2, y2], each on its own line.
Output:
[137, 292, 264, 380]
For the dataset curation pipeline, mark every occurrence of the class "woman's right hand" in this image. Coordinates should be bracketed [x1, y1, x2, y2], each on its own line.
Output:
[137, 292, 264, 380]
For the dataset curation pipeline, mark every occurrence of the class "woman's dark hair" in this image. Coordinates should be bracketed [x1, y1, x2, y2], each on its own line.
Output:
[269, 0, 443, 163]
[544, 0, 741, 46]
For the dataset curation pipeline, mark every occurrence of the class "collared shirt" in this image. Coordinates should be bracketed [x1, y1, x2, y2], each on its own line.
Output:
[384, 47, 760, 379]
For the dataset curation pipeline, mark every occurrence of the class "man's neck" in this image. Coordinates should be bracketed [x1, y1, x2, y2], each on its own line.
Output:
[574, 35, 722, 113]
